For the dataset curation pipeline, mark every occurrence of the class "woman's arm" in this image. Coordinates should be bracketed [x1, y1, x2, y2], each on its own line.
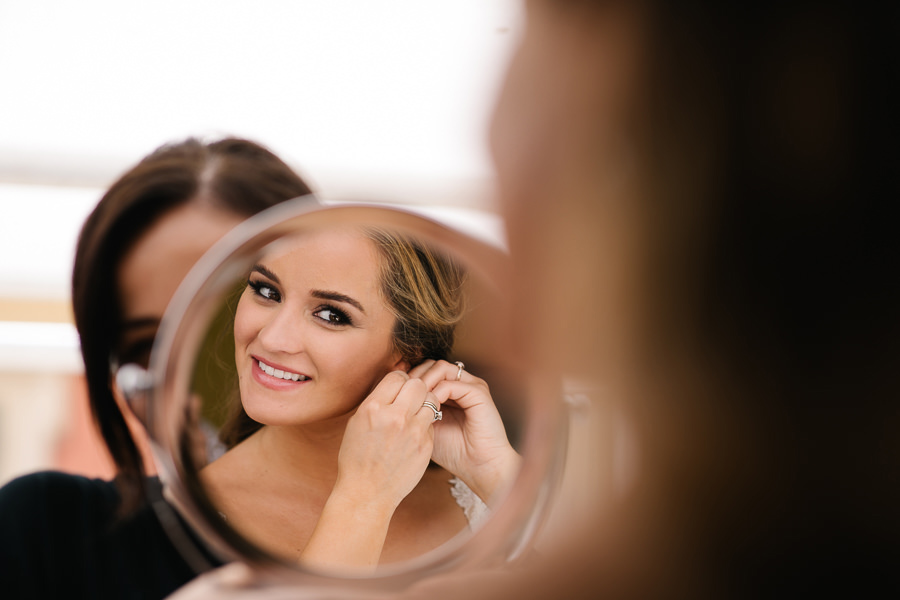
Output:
[299, 371, 438, 572]
[299, 490, 394, 572]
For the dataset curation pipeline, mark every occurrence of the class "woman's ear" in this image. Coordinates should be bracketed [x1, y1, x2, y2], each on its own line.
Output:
[391, 355, 411, 373]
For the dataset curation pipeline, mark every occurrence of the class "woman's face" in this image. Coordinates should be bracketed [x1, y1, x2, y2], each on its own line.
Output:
[233, 228, 407, 428]
[117, 201, 245, 367]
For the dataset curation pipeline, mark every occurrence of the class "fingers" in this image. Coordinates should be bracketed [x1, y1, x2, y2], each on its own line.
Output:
[371, 373, 442, 424]
[397, 383, 444, 427]
[392, 377, 429, 416]
[365, 370, 410, 405]
[407, 359, 436, 379]
[416, 392, 443, 425]
[410, 359, 478, 391]
[363, 365, 481, 429]
[431, 380, 486, 409]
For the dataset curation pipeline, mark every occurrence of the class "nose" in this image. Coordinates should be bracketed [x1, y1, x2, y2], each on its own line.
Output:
[256, 304, 307, 355]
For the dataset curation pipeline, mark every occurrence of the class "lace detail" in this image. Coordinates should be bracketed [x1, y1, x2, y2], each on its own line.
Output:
[449, 477, 489, 530]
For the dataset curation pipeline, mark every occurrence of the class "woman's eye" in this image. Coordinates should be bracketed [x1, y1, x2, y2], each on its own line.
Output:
[248, 280, 280, 301]
[116, 337, 154, 370]
[314, 307, 352, 326]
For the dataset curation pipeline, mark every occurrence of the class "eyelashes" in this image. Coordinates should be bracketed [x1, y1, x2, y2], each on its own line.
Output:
[312, 306, 353, 327]
[248, 278, 280, 302]
[246, 278, 353, 327]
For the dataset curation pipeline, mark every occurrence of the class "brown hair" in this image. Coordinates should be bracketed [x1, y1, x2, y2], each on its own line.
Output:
[219, 228, 466, 449]
[367, 227, 466, 365]
[72, 137, 313, 514]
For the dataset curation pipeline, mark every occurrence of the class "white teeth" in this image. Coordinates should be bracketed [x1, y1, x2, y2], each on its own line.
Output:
[258, 359, 308, 381]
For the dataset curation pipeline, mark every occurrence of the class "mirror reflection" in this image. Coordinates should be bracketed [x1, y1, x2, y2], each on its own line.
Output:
[176, 221, 524, 573]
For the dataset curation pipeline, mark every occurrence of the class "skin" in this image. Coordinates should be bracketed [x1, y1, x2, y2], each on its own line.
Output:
[204, 228, 476, 570]
[114, 198, 245, 438]
[487, 3, 684, 595]
[490, 0, 648, 382]
[233, 228, 410, 428]
[413, 358, 520, 506]
[117, 198, 245, 368]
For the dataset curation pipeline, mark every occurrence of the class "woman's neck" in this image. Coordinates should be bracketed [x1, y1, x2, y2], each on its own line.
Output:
[245, 415, 350, 495]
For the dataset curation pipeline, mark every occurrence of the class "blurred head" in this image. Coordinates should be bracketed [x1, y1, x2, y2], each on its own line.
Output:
[490, 0, 647, 382]
[221, 227, 465, 447]
[490, 0, 898, 596]
[72, 136, 313, 513]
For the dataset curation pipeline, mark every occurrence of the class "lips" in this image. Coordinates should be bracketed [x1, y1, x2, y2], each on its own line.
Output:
[256, 357, 309, 381]
[250, 356, 312, 391]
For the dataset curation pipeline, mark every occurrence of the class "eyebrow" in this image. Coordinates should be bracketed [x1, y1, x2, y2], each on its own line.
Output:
[311, 289, 366, 314]
[251, 264, 280, 283]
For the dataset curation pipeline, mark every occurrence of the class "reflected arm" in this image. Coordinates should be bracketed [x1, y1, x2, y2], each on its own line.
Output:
[459, 447, 522, 509]
[299, 488, 395, 574]
[299, 371, 433, 572]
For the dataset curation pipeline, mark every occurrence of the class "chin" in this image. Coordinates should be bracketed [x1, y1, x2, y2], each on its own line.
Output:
[239, 398, 353, 429]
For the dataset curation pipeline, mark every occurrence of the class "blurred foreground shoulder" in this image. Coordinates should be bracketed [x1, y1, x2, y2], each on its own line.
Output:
[0, 471, 119, 599]
[0, 470, 118, 511]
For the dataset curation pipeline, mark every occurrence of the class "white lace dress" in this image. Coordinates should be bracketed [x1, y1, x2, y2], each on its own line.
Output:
[448, 477, 489, 530]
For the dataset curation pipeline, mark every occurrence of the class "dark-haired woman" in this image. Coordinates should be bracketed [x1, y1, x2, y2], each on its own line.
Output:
[0, 137, 314, 599]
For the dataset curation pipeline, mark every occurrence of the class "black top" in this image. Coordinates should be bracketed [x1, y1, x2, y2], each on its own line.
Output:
[0, 471, 221, 600]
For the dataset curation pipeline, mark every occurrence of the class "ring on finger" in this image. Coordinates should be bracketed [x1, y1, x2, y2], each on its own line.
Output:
[454, 361, 465, 382]
[422, 401, 442, 422]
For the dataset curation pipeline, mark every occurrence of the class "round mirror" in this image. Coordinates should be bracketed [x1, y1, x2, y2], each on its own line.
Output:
[134, 198, 568, 590]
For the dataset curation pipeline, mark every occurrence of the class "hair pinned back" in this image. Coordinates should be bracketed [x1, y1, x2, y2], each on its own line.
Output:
[365, 227, 467, 366]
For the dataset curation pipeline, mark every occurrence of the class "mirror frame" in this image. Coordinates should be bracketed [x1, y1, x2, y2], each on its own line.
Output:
[142, 198, 569, 589]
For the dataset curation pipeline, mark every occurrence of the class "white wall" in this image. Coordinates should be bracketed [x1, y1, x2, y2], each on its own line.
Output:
[0, 1, 522, 481]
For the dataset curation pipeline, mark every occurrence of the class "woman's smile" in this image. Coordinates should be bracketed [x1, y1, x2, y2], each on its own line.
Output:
[250, 356, 313, 391]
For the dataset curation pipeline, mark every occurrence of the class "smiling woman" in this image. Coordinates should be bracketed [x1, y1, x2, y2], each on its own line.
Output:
[234, 228, 410, 427]
[199, 225, 520, 572]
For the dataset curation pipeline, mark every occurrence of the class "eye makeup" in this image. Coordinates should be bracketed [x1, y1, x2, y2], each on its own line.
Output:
[312, 304, 354, 327]
[247, 278, 281, 302]
[245, 264, 365, 328]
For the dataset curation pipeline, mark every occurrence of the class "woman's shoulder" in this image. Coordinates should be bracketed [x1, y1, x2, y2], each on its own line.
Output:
[0, 471, 207, 599]
[0, 472, 123, 598]
[0, 470, 117, 494]
[0, 471, 122, 553]
[0, 470, 119, 517]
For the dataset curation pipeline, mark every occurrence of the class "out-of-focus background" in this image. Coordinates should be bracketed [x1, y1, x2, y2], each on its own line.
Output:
[0, 0, 522, 486]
